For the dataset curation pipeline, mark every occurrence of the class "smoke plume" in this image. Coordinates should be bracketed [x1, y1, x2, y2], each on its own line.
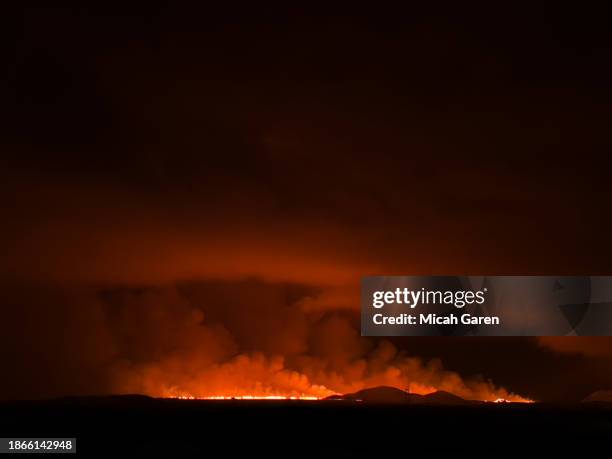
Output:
[0, 281, 528, 402]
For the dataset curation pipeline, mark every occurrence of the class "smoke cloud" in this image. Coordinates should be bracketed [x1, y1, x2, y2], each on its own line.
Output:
[0, 281, 527, 402]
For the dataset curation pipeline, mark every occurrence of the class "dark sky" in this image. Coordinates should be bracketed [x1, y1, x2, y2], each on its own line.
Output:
[1, 5, 612, 402]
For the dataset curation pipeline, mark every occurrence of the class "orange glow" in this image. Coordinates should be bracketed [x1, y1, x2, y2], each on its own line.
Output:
[408, 383, 438, 395]
[168, 393, 534, 403]
[493, 397, 533, 403]
[129, 349, 534, 404]
[162, 388, 533, 403]
[175, 395, 320, 400]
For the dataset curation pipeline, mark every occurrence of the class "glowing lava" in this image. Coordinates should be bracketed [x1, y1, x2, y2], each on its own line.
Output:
[492, 397, 534, 403]
[175, 395, 320, 400]
[168, 392, 533, 403]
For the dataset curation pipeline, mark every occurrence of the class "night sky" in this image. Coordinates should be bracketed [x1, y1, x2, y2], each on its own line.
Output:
[2, 5, 612, 402]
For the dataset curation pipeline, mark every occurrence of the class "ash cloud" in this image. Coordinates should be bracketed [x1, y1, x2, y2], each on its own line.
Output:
[0, 282, 527, 401]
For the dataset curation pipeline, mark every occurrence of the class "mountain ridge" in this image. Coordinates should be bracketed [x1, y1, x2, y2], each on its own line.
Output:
[324, 386, 477, 405]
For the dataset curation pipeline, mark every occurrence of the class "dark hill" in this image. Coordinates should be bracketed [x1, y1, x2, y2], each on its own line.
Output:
[418, 390, 473, 405]
[326, 386, 473, 405]
[343, 386, 412, 403]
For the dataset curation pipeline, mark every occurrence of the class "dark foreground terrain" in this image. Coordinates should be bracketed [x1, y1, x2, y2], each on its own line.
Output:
[1, 396, 611, 457]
